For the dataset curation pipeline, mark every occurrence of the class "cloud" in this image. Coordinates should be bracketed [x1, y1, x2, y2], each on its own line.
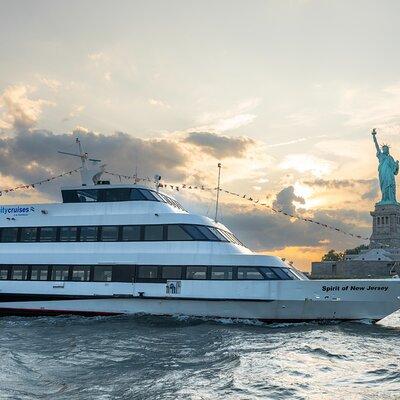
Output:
[221, 203, 367, 254]
[36, 76, 62, 92]
[212, 114, 256, 131]
[272, 185, 305, 214]
[267, 135, 328, 148]
[303, 178, 375, 189]
[184, 131, 255, 158]
[303, 178, 379, 202]
[0, 129, 189, 199]
[88, 52, 108, 65]
[339, 82, 400, 131]
[194, 98, 260, 132]
[279, 154, 336, 177]
[63, 105, 85, 122]
[361, 179, 379, 201]
[148, 99, 171, 109]
[0, 85, 55, 131]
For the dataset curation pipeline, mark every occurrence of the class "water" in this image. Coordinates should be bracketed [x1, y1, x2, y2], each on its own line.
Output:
[1, 312, 399, 400]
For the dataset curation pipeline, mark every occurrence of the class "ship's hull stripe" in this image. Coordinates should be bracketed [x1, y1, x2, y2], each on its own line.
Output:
[0, 293, 274, 303]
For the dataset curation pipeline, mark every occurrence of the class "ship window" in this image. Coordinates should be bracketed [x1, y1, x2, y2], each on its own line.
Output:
[62, 190, 79, 203]
[122, 225, 141, 241]
[196, 226, 219, 241]
[281, 268, 299, 280]
[167, 225, 193, 241]
[238, 267, 264, 280]
[139, 189, 158, 201]
[137, 265, 159, 280]
[150, 191, 164, 202]
[11, 266, 29, 280]
[72, 266, 91, 281]
[103, 188, 131, 202]
[80, 226, 98, 242]
[386, 216, 389, 224]
[220, 230, 242, 245]
[377, 217, 380, 225]
[130, 188, 147, 201]
[211, 266, 233, 280]
[60, 226, 78, 242]
[40, 227, 57, 242]
[208, 227, 228, 242]
[20, 227, 37, 242]
[30, 266, 49, 280]
[93, 265, 112, 282]
[261, 267, 283, 280]
[161, 266, 183, 279]
[0, 227, 18, 242]
[144, 225, 164, 241]
[186, 266, 207, 280]
[181, 225, 207, 240]
[101, 226, 119, 241]
[52, 266, 70, 281]
[76, 189, 99, 202]
[217, 229, 236, 243]
[112, 265, 135, 282]
[0, 266, 9, 280]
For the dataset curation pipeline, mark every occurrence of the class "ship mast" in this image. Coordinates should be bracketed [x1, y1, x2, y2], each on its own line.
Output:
[214, 162, 222, 222]
[58, 138, 104, 186]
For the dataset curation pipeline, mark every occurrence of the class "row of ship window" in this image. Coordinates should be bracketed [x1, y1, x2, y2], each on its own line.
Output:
[62, 187, 186, 211]
[0, 265, 296, 282]
[0, 224, 242, 245]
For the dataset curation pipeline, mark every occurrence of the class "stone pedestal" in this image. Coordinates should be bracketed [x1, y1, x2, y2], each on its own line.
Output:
[370, 203, 400, 248]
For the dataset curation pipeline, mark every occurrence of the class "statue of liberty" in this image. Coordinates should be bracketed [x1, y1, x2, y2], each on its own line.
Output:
[372, 129, 399, 204]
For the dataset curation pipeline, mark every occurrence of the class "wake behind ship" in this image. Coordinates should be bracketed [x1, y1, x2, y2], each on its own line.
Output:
[0, 142, 399, 321]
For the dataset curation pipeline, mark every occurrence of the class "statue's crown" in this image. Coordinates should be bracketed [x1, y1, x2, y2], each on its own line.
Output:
[382, 143, 390, 149]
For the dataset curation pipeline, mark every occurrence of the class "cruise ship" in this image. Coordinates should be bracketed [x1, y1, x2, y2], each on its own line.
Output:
[0, 143, 399, 322]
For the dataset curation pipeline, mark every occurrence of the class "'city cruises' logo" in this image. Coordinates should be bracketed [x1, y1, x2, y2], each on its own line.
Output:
[0, 206, 35, 216]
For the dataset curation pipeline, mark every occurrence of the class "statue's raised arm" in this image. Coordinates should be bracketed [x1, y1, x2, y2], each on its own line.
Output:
[372, 128, 381, 155]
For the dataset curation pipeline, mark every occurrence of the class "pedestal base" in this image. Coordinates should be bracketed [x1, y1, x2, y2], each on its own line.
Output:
[370, 203, 400, 248]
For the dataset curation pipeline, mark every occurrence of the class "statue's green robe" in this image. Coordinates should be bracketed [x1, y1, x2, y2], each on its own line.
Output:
[377, 151, 399, 204]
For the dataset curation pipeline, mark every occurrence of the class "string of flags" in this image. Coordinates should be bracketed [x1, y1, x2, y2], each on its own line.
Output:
[0, 167, 385, 247]
[0, 168, 81, 197]
[104, 170, 385, 246]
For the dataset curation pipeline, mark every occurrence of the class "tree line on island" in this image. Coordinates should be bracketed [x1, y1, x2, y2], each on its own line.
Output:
[321, 244, 369, 261]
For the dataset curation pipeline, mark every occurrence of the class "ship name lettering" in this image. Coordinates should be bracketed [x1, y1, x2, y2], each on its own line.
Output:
[322, 285, 340, 292]
[350, 286, 365, 291]
[367, 286, 389, 291]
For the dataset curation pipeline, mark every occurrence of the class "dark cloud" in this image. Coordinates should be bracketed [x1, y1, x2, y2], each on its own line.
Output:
[0, 129, 188, 199]
[303, 178, 375, 189]
[272, 186, 305, 214]
[184, 131, 255, 158]
[221, 206, 369, 252]
[211, 186, 371, 254]
[361, 179, 379, 201]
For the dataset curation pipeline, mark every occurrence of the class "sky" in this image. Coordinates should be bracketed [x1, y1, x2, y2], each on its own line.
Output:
[1, 0, 400, 270]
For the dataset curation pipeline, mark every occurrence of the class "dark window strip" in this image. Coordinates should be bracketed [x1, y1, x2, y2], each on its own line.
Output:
[0, 224, 242, 245]
[0, 265, 293, 282]
[61, 188, 186, 211]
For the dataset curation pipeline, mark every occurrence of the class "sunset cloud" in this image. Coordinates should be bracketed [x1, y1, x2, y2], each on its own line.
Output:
[184, 132, 255, 158]
[0, 85, 55, 131]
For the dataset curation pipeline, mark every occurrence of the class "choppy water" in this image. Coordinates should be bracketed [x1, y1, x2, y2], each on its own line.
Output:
[0, 312, 399, 400]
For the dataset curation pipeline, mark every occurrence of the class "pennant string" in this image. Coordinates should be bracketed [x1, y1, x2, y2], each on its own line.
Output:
[103, 170, 383, 247]
[0, 168, 81, 197]
[0, 168, 382, 247]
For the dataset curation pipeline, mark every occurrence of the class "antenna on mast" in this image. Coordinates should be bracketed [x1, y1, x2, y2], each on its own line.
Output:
[214, 163, 222, 222]
[58, 138, 104, 186]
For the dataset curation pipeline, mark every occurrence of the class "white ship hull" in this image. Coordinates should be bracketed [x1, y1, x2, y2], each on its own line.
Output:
[1, 279, 399, 322]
